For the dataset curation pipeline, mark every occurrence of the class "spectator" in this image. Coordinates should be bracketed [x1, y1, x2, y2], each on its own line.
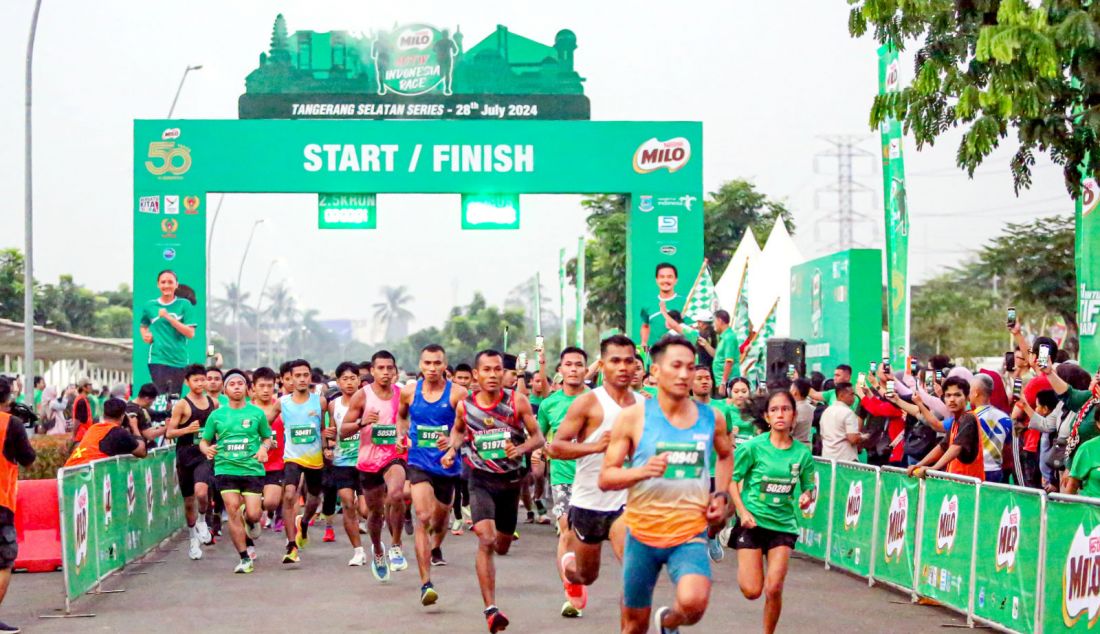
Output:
[790, 377, 814, 446]
[1016, 389, 1062, 490]
[0, 376, 36, 634]
[971, 372, 1012, 483]
[64, 398, 147, 467]
[1063, 408, 1100, 496]
[71, 378, 95, 441]
[1039, 360, 1099, 477]
[809, 371, 826, 393]
[126, 383, 165, 449]
[711, 309, 741, 397]
[39, 387, 68, 436]
[813, 364, 853, 407]
[907, 376, 984, 480]
[855, 366, 907, 467]
[819, 382, 862, 461]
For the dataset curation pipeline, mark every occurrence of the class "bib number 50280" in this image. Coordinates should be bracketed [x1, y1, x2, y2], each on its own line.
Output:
[145, 141, 192, 176]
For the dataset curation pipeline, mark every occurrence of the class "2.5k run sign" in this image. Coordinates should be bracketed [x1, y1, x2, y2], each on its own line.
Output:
[303, 143, 534, 173]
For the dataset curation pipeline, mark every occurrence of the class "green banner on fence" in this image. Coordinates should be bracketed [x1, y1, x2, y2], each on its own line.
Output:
[828, 463, 877, 576]
[972, 486, 1042, 632]
[1042, 496, 1100, 632]
[796, 459, 832, 560]
[874, 468, 919, 591]
[916, 476, 977, 613]
[59, 465, 99, 601]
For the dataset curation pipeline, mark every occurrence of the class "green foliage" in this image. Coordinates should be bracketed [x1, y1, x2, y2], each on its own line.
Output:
[20, 434, 72, 480]
[703, 180, 793, 276]
[384, 293, 525, 371]
[849, 0, 1100, 195]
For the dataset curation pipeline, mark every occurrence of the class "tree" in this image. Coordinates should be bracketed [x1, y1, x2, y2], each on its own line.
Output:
[911, 268, 1006, 363]
[387, 293, 524, 370]
[704, 180, 793, 275]
[849, 1, 1100, 195]
[373, 285, 415, 342]
[0, 249, 25, 321]
[93, 305, 132, 339]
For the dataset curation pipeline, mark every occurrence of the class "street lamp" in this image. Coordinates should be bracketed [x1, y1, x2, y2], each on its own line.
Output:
[22, 0, 43, 405]
[235, 219, 264, 365]
[167, 64, 203, 119]
[206, 194, 224, 319]
[255, 258, 282, 367]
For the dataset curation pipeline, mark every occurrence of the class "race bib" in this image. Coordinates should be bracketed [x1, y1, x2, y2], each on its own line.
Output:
[758, 476, 795, 504]
[416, 425, 445, 449]
[371, 424, 398, 446]
[289, 425, 318, 445]
[474, 430, 509, 460]
[657, 441, 704, 479]
[338, 432, 360, 457]
[222, 439, 251, 460]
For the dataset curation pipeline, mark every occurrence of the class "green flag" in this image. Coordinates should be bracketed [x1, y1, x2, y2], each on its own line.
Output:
[682, 260, 719, 322]
[742, 299, 777, 376]
[732, 261, 752, 355]
[878, 43, 910, 370]
[1078, 178, 1100, 369]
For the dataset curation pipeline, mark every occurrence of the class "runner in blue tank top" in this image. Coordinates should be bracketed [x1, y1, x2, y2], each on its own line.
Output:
[398, 344, 468, 608]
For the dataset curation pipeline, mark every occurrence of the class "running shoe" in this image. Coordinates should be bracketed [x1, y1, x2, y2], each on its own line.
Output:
[272, 517, 285, 533]
[188, 535, 203, 560]
[525, 511, 536, 524]
[359, 520, 369, 534]
[210, 512, 223, 537]
[323, 526, 336, 542]
[420, 582, 439, 606]
[718, 526, 732, 546]
[404, 511, 414, 536]
[430, 547, 446, 566]
[707, 537, 724, 563]
[246, 545, 257, 561]
[462, 505, 472, 522]
[295, 514, 309, 549]
[282, 544, 300, 564]
[653, 606, 679, 634]
[536, 513, 552, 525]
[389, 545, 409, 571]
[560, 601, 582, 618]
[234, 558, 254, 574]
[512, 530, 520, 541]
[371, 548, 391, 582]
[348, 547, 367, 567]
[0, 620, 21, 633]
[560, 553, 587, 609]
[196, 520, 212, 545]
[450, 518, 464, 535]
[484, 606, 509, 633]
[247, 520, 262, 541]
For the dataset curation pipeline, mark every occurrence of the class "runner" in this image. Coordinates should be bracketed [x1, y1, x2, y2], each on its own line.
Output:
[279, 359, 330, 564]
[692, 364, 730, 562]
[250, 367, 285, 533]
[548, 335, 640, 617]
[538, 346, 590, 618]
[399, 344, 467, 606]
[453, 363, 473, 389]
[442, 349, 546, 633]
[199, 369, 273, 574]
[328, 362, 366, 565]
[206, 367, 228, 407]
[165, 364, 216, 559]
[600, 335, 734, 634]
[451, 362, 475, 533]
[728, 389, 816, 634]
[342, 352, 409, 580]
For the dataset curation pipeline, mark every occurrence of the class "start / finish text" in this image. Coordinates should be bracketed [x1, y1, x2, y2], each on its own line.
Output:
[302, 143, 535, 173]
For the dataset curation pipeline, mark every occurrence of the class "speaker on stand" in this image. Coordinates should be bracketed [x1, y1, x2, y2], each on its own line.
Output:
[765, 338, 806, 388]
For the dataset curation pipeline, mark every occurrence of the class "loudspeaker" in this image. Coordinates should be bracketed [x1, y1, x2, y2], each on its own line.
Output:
[766, 338, 806, 387]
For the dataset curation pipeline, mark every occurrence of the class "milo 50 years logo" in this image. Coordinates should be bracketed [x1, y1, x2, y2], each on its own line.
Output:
[1064, 524, 1100, 628]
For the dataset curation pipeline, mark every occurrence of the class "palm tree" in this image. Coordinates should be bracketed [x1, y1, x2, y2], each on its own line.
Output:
[213, 282, 251, 349]
[264, 283, 296, 364]
[373, 285, 415, 342]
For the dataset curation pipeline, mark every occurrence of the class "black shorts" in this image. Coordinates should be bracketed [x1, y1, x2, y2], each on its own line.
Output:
[568, 505, 624, 545]
[359, 460, 407, 492]
[176, 447, 214, 498]
[470, 470, 523, 536]
[408, 465, 458, 505]
[331, 466, 362, 491]
[214, 474, 263, 496]
[0, 509, 16, 570]
[148, 363, 186, 396]
[727, 522, 798, 551]
[284, 462, 323, 497]
[263, 469, 284, 488]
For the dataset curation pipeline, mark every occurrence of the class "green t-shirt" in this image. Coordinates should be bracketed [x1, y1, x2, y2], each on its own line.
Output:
[733, 433, 815, 534]
[201, 403, 272, 477]
[1070, 435, 1100, 498]
[706, 400, 734, 477]
[821, 389, 859, 413]
[140, 297, 195, 367]
[217, 393, 230, 408]
[529, 393, 546, 409]
[712, 329, 742, 384]
[537, 389, 587, 486]
[34, 388, 42, 408]
[1063, 388, 1099, 467]
[642, 386, 658, 398]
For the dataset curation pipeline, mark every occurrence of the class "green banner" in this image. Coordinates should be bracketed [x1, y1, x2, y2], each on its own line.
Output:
[1077, 178, 1100, 370]
[576, 237, 585, 348]
[1041, 495, 1100, 632]
[828, 463, 878, 576]
[874, 468, 919, 591]
[796, 458, 832, 560]
[972, 486, 1042, 632]
[916, 477, 977, 613]
[98, 458, 126, 573]
[877, 44, 910, 370]
[59, 465, 99, 601]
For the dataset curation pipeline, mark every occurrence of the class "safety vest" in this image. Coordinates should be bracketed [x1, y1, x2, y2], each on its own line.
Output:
[0, 412, 16, 512]
[64, 421, 119, 467]
[946, 417, 985, 481]
[72, 394, 95, 441]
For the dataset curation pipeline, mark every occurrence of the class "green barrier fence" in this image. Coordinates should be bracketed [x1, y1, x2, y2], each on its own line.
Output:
[872, 466, 919, 596]
[1041, 493, 1100, 633]
[971, 483, 1044, 633]
[796, 458, 832, 561]
[914, 472, 980, 616]
[57, 447, 183, 613]
[828, 461, 879, 577]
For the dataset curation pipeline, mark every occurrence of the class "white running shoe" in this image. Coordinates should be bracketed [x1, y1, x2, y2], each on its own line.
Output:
[349, 547, 367, 567]
[246, 520, 262, 541]
[195, 520, 212, 545]
[388, 545, 408, 571]
[188, 535, 203, 560]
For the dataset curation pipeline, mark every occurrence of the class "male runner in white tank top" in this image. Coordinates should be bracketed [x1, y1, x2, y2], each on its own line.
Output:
[548, 334, 641, 614]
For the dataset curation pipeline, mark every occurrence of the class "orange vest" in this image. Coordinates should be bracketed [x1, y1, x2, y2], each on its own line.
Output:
[946, 416, 985, 481]
[64, 421, 119, 467]
[0, 412, 17, 512]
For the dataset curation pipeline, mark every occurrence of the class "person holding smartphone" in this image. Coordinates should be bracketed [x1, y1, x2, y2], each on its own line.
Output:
[139, 270, 196, 395]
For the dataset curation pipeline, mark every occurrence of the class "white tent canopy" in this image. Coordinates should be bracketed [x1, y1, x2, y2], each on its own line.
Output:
[714, 220, 803, 337]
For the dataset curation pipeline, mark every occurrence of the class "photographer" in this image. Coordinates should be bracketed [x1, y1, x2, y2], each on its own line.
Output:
[0, 376, 36, 634]
[126, 383, 165, 449]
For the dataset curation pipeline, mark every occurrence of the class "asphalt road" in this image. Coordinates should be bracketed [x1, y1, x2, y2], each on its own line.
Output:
[8, 519, 963, 633]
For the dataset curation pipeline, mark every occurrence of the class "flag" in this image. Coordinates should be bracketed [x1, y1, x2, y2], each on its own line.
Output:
[879, 43, 911, 371]
[732, 260, 752, 359]
[741, 298, 778, 377]
[682, 260, 719, 323]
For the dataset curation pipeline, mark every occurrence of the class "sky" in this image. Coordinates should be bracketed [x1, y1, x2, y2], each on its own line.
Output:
[0, 1, 1072, 336]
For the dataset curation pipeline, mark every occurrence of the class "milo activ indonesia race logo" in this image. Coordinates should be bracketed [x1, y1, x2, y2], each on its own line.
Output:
[373, 24, 459, 96]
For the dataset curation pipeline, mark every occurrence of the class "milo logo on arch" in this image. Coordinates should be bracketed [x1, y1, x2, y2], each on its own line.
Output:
[995, 505, 1021, 572]
[935, 494, 959, 554]
[633, 137, 691, 174]
[883, 488, 908, 562]
[844, 480, 863, 530]
[1063, 524, 1100, 627]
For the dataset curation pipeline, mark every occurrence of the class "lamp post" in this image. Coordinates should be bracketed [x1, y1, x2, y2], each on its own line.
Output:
[167, 64, 202, 119]
[206, 194, 224, 319]
[255, 259, 281, 367]
[22, 0, 43, 405]
[235, 219, 264, 365]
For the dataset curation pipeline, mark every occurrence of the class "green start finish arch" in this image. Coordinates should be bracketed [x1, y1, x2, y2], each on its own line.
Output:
[132, 119, 702, 384]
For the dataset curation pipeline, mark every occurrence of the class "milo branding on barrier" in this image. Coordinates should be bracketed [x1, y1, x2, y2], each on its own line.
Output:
[145, 468, 155, 524]
[126, 470, 136, 514]
[1063, 524, 1100, 627]
[884, 488, 908, 562]
[936, 494, 959, 554]
[801, 471, 820, 519]
[633, 137, 691, 174]
[160, 461, 169, 503]
[996, 505, 1021, 572]
[102, 473, 113, 527]
[74, 484, 89, 570]
[844, 480, 863, 530]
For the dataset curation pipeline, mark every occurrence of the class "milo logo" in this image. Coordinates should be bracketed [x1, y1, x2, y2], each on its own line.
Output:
[884, 488, 907, 562]
[145, 468, 155, 524]
[1063, 524, 1100, 627]
[801, 471, 820, 519]
[995, 505, 1021, 572]
[126, 471, 136, 514]
[160, 461, 168, 503]
[844, 480, 863, 530]
[633, 137, 691, 174]
[73, 484, 89, 570]
[936, 495, 959, 554]
[397, 27, 433, 51]
[1084, 178, 1100, 216]
[102, 473, 113, 526]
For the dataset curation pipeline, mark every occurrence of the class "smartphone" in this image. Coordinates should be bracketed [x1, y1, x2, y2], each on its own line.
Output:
[517, 352, 528, 372]
[1004, 351, 1015, 373]
[885, 379, 895, 397]
[207, 345, 215, 356]
[1007, 306, 1017, 328]
[910, 358, 918, 374]
[857, 372, 867, 389]
[1038, 345, 1051, 369]
[787, 363, 795, 378]
[870, 361, 878, 374]
[881, 356, 891, 375]
[534, 335, 544, 354]
[925, 373, 935, 392]
[1012, 378, 1022, 397]
[935, 369, 943, 382]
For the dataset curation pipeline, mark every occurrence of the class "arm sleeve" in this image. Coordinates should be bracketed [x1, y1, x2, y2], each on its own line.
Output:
[4, 418, 37, 466]
[843, 410, 860, 435]
[732, 442, 752, 483]
[860, 396, 903, 417]
[1062, 388, 1093, 411]
[181, 300, 196, 326]
[100, 427, 140, 456]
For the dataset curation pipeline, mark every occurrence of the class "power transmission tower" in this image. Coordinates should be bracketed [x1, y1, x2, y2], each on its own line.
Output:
[813, 135, 878, 251]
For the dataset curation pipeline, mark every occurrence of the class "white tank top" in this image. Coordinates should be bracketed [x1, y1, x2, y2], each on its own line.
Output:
[570, 386, 638, 512]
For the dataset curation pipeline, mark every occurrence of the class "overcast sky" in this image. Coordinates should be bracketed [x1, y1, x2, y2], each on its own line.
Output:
[0, 1, 1071, 334]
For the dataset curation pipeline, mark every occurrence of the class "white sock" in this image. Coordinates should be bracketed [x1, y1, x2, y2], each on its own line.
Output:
[196, 517, 208, 529]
